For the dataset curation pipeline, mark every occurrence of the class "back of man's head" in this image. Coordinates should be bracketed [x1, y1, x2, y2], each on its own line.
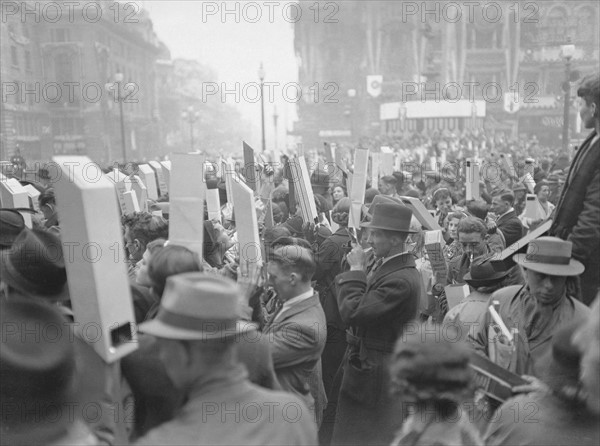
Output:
[271, 246, 316, 283]
[457, 217, 487, 239]
[466, 200, 489, 220]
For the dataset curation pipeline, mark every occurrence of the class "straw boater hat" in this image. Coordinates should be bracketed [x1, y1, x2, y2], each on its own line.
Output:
[361, 202, 417, 233]
[139, 272, 257, 340]
[513, 236, 584, 276]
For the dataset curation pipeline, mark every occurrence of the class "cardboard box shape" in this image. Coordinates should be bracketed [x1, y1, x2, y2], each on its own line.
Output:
[371, 152, 380, 190]
[168, 153, 205, 261]
[129, 175, 148, 212]
[349, 149, 369, 229]
[243, 141, 258, 192]
[206, 188, 221, 222]
[465, 159, 481, 201]
[52, 156, 137, 363]
[524, 194, 545, 220]
[445, 284, 470, 309]
[0, 174, 32, 228]
[105, 169, 129, 215]
[521, 172, 536, 194]
[23, 184, 41, 212]
[324, 142, 334, 164]
[288, 156, 318, 224]
[137, 164, 159, 200]
[231, 179, 262, 281]
[424, 230, 447, 284]
[491, 219, 552, 271]
[123, 190, 140, 214]
[149, 161, 168, 197]
[160, 161, 171, 193]
[263, 195, 275, 229]
[469, 351, 528, 404]
[380, 146, 394, 176]
[499, 154, 517, 179]
[400, 196, 442, 230]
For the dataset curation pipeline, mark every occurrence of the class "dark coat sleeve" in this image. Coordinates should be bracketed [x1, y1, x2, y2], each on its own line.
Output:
[336, 270, 417, 326]
[312, 237, 342, 282]
[498, 217, 524, 247]
[568, 168, 600, 262]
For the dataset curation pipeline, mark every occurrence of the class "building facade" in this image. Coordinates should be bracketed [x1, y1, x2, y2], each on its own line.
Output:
[293, 1, 599, 149]
[1, 1, 163, 165]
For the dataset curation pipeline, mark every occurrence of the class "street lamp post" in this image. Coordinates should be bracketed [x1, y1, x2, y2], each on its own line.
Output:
[105, 73, 131, 163]
[181, 106, 200, 152]
[561, 42, 576, 152]
[258, 63, 266, 153]
[273, 105, 279, 151]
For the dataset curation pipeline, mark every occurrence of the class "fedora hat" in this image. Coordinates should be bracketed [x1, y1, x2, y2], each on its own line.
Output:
[361, 202, 417, 233]
[367, 194, 404, 214]
[1, 298, 77, 443]
[0, 228, 69, 301]
[0, 208, 25, 248]
[464, 256, 509, 288]
[513, 236, 584, 276]
[139, 272, 257, 341]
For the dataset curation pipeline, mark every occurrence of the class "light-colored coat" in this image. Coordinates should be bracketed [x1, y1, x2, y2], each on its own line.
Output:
[134, 365, 317, 446]
[262, 293, 327, 426]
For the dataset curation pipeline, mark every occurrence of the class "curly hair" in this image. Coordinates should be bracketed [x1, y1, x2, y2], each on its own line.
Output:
[457, 217, 487, 238]
[331, 197, 350, 227]
[122, 212, 169, 251]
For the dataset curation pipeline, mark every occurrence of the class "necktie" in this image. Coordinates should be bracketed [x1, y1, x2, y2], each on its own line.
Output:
[367, 258, 384, 281]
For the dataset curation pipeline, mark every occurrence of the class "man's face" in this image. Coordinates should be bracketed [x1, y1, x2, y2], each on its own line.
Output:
[367, 229, 395, 258]
[124, 227, 143, 263]
[378, 181, 394, 196]
[490, 197, 509, 215]
[578, 96, 597, 129]
[458, 232, 485, 258]
[572, 297, 600, 415]
[267, 262, 294, 301]
[525, 268, 567, 306]
[136, 248, 152, 287]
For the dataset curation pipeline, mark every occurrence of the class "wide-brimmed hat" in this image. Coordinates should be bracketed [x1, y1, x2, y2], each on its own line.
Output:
[1, 298, 77, 443]
[513, 236, 584, 276]
[0, 228, 69, 301]
[361, 202, 417, 233]
[464, 256, 509, 288]
[0, 209, 25, 248]
[139, 272, 257, 341]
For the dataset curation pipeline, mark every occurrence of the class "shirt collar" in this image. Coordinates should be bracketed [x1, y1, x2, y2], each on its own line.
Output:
[498, 207, 514, 219]
[276, 288, 314, 321]
[381, 251, 410, 266]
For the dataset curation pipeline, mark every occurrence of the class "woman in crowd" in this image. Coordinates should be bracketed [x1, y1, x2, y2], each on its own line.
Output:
[331, 185, 347, 206]
[519, 180, 555, 230]
[443, 211, 468, 261]
[389, 323, 483, 446]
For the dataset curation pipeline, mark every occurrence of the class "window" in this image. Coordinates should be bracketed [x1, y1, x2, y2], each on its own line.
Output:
[25, 51, 31, 71]
[11, 46, 19, 67]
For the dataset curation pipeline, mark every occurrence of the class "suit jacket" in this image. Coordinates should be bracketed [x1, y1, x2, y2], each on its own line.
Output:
[496, 210, 524, 247]
[550, 130, 600, 304]
[332, 253, 421, 445]
[262, 293, 327, 425]
[135, 365, 317, 446]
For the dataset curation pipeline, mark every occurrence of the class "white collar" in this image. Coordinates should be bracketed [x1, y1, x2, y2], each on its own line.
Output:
[275, 288, 314, 322]
[498, 207, 514, 219]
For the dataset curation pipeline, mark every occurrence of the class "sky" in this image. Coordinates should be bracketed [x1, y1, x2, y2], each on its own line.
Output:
[140, 1, 299, 150]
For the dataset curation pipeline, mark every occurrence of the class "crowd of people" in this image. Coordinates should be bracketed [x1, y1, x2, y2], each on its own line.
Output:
[1, 74, 599, 445]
